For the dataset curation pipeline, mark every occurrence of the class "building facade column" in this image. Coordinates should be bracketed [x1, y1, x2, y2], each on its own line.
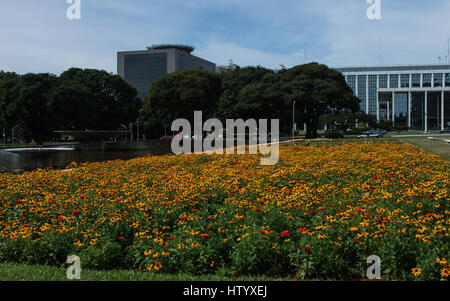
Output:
[424, 91, 428, 132]
[376, 75, 380, 122]
[392, 91, 395, 124]
[442, 90, 445, 131]
[408, 91, 412, 128]
[366, 76, 369, 114]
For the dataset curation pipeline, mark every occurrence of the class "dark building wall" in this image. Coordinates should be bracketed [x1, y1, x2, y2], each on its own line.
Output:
[175, 50, 216, 72]
[123, 53, 168, 99]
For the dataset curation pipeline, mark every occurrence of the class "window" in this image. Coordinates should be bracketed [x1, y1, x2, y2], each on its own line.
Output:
[446, 74, 450, 87]
[379, 74, 388, 88]
[357, 75, 367, 112]
[433, 73, 443, 87]
[389, 74, 399, 88]
[401, 74, 410, 88]
[411, 74, 421, 87]
[346, 75, 356, 94]
[423, 74, 432, 87]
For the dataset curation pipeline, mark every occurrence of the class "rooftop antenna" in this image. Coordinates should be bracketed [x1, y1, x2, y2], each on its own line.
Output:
[447, 35, 450, 64]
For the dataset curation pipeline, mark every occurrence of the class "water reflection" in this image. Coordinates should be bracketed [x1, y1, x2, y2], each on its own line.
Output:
[0, 143, 172, 173]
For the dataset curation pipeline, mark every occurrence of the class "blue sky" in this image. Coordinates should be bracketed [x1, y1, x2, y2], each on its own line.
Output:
[1, 0, 450, 74]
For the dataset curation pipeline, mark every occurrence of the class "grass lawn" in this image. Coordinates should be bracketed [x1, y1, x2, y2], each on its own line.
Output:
[0, 262, 294, 281]
[397, 137, 450, 161]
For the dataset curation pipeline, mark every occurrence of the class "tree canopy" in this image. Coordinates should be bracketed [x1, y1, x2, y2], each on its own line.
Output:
[280, 63, 360, 138]
[140, 68, 222, 137]
[0, 68, 140, 145]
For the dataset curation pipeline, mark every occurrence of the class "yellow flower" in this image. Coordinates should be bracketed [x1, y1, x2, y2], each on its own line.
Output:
[440, 265, 450, 278]
[411, 268, 422, 277]
[436, 258, 448, 265]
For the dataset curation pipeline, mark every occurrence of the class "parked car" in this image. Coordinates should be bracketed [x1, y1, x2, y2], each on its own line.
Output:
[357, 130, 386, 138]
[439, 128, 450, 134]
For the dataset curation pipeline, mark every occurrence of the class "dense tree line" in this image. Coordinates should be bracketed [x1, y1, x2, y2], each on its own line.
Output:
[0, 68, 140, 145]
[141, 63, 361, 139]
[0, 63, 365, 144]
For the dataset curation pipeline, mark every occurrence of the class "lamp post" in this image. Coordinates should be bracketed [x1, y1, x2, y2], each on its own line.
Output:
[136, 118, 140, 142]
[292, 100, 296, 139]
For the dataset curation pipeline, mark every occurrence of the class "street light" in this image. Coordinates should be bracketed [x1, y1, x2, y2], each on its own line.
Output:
[292, 100, 296, 139]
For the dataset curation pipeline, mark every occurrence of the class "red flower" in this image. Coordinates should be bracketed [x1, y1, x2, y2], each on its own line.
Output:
[201, 234, 210, 239]
[48, 200, 55, 204]
[57, 216, 64, 221]
[180, 215, 187, 220]
[169, 236, 176, 240]
[280, 230, 290, 237]
[353, 238, 358, 244]
[108, 213, 115, 217]
[258, 200, 266, 204]
[298, 228, 307, 233]
[253, 206, 261, 211]
[382, 219, 389, 224]
[15, 200, 23, 205]
[191, 209, 199, 213]
[18, 217, 25, 222]
[309, 211, 316, 215]
[118, 236, 125, 240]
[206, 226, 212, 230]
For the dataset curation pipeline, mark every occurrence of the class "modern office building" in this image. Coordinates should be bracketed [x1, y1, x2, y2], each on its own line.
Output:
[334, 65, 450, 131]
[117, 45, 216, 99]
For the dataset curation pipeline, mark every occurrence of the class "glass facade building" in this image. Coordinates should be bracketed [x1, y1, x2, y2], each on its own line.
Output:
[334, 65, 450, 131]
[118, 45, 216, 99]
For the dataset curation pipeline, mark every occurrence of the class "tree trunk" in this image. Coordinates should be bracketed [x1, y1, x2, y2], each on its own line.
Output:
[305, 118, 319, 139]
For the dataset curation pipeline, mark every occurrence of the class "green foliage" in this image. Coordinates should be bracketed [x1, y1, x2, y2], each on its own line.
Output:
[280, 63, 360, 139]
[0, 68, 140, 145]
[140, 68, 222, 138]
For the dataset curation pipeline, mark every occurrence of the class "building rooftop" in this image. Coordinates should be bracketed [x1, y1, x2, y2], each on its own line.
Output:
[147, 44, 195, 53]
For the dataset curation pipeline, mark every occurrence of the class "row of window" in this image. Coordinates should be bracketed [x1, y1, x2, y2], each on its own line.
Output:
[336, 65, 450, 73]
[346, 73, 450, 89]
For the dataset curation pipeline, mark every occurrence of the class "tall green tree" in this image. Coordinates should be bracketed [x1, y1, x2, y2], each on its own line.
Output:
[57, 68, 141, 130]
[233, 72, 285, 120]
[281, 63, 360, 139]
[0, 72, 21, 137]
[140, 68, 222, 137]
[217, 66, 274, 120]
[5, 73, 60, 145]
